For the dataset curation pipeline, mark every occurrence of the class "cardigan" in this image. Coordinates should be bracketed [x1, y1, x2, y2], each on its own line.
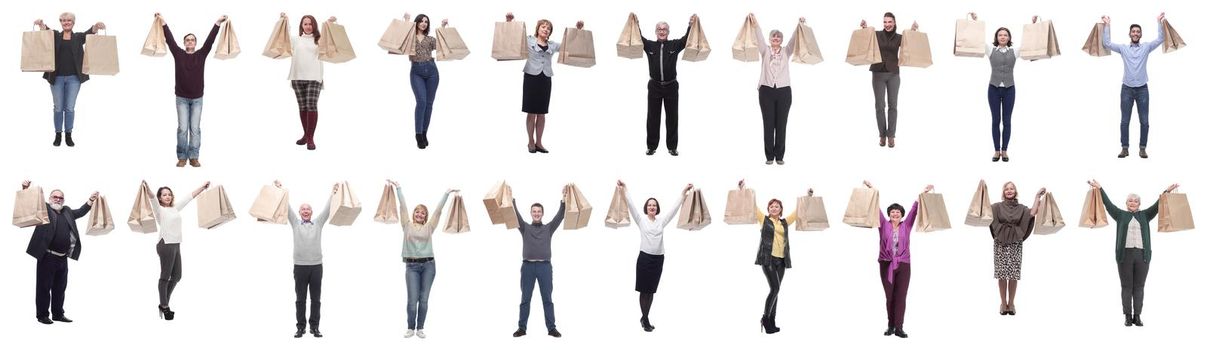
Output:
[754, 25, 799, 89]
[43, 28, 96, 84]
[1100, 188, 1157, 263]
[879, 201, 919, 283]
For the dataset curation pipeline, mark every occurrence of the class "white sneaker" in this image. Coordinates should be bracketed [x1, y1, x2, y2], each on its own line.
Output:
[416, 329, 426, 339]
[404, 329, 415, 338]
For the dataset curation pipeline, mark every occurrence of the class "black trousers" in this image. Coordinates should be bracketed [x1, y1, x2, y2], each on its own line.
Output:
[35, 254, 69, 319]
[760, 257, 786, 318]
[1118, 248, 1150, 316]
[294, 264, 323, 329]
[647, 80, 680, 151]
[758, 86, 792, 161]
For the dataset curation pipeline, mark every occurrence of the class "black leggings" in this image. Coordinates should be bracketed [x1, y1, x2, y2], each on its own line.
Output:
[761, 257, 786, 318]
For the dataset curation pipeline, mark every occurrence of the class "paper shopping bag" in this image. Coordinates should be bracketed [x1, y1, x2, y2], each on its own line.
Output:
[328, 182, 361, 226]
[794, 195, 829, 231]
[845, 27, 882, 65]
[443, 194, 471, 233]
[732, 17, 760, 62]
[435, 27, 470, 60]
[900, 30, 933, 68]
[196, 185, 236, 229]
[249, 185, 289, 224]
[1162, 19, 1188, 54]
[791, 21, 823, 64]
[215, 20, 241, 59]
[21, 28, 55, 72]
[843, 187, 881, 228]
[318, 21, 356, 63]
[617, 14, 644, 59]
[127, 182, 158, 233]
[1158, 192, 1195, 232]
[1079, 189, 1109, 228]
[373, 184, 400, 224]
[483, 181, 519, 229]
[724, 188, 758, 224]
[562, 183, 593, 230]
[916, 192, 952, 232]
[558, 27, 596, 68]
[1034, 192, 1066, 234]
[85, 195, 114, 235]
[13, 186, 50, 228]
[683, 16, 711, 62]
[1021, 19, 1061, 60]
[1081, 23, 1111, 57]
[141, 17, 167, 57]
[604, 187, 631, 228]
[262, 16, 292, 58]
[82, 31, 120, 75]
[953, 17, 986, 57]
[491, 21, 528, 60]
[378, 18, 415, 54]
[965, 180, 994, 226]
[676, 189, 711, 230]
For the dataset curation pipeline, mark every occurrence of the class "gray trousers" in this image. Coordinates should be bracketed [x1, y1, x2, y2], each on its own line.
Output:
[1118, 248, 1150, 315]
[872, 72, 901, 138]
[157, 240, 182, 307]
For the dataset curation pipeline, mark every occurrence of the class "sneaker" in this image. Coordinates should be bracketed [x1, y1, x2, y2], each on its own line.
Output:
[416, 329, 426, 339]
[765, 160, 773, 165]
[404, 329, 415, 338]
[776, 160, 785, 165]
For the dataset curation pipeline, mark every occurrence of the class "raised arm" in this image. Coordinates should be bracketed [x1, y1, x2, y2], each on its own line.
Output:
[315, 193, 333, 226]
[70, 192, 98, 219]
[620, 182, 644, 223]
[547, 199, 567, 229]
[661, 184, 692, 227]
[393, 182, 412, 226]
[1145, 13, 1167, 53]
[197, 20, 222, 55]
[1030, 187, 1046, 216]
[159, 14, 182, 55]
[176, 181, 207, 210]
[1092, 180, 1123, 217]
[783, 17, 804, 54]
[1101, 16, 1123, 53]
[751, 14, 767, 54]
[1144, 184, 1178, 218]
[512, 198, 530, 229]
[427, 190, 454, 228]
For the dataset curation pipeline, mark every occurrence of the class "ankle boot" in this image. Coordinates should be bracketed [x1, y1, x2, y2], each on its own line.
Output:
[296, 111, 308, 145]
[420, 132, 429, 148]
[53, 132, 62, 147]
[416, 134, 425, 149]
[305, 112, 318, 150]
[64, 132, 75, 147]
[767, 314, 781, 333]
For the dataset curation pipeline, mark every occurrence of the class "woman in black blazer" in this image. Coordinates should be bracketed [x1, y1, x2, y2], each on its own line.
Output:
[33, 13, 105, 147]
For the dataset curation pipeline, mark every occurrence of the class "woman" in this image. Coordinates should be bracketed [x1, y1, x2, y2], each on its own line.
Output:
[865, 181, 931, 338]
[749, 14, 804, 165]
[988, 181, 1044, 316]
[145, 180, 210, 320]
[397, 14, 449, 149]
[282, 13, 337, 151]
[388, 180, 456, 339]
[616, 180, 691, 332]
[33, 13, 105, 147]
[158, 13, 226, 167]
[968, 13, 1038, 162]
[741, 179, 802, 334]
[859, 13, 918, 148]
[510, 12, 583, 154]
[1088, 180, 1179, 327]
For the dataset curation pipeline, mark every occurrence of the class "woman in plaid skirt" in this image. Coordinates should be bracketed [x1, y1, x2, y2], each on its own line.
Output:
[282, 13, 335, 150]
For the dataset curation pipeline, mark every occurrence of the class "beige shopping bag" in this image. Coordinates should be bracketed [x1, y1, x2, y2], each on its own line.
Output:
[1021, 19, 1061, 60]
[82, 31, 120, 75]
[676, 189, 712, 230]
[248, 185, 289, 224]
[900, 30, 933, 68]
[435, 27, 470, 60]
[378, 18, 415, 54]
[13, 186, 50, 228]
[483, 181, 519, 229]
[562, 183, 592, 230]
[141, 17, 167, 57]
[1034, 192, 1066, 234]
[1158, 192, 1195, 232]
[842, 187, 881, 228]
[683, 17, 711, 62]
[965, 180, 994, 226]
[491, 21, 528, 60]
[318, 21, 356, 63]
[443, 194, 471, 233]
[617, 14, 644, 59]
[791, 21, 823, 64]
[127, 182, 158, 233]
[215, 20, 241, 59]
[724, 188, 758, 224]
[732, 17, 760, 62]
[262, 16, 292, 59]
[954, 17, 986, 57]
[85, 195, 114, 235]
[1162, 20, 1188, 54]
[916, 193, 952, 232]
[794, 195, 829, 231]
[604, 187, 631, 229]
[558, 28, 596, 68]
[328, 182, 361, 226]
[1081, 23, 1111, 57]
[1079, 189, 1109, 228]
[373, 184, 400, 224]
[845, 27, 882, 65]
[22, 28, 56, 72]
[196, 185, 236, 229]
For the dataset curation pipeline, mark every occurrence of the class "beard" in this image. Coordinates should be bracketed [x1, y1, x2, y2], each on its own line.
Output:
[50, 203, 64, 211]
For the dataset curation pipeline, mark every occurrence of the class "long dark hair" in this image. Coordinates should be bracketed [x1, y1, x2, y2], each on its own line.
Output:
[414, 14, 431, 36]
[299, 15, 321, 44]
[992, 27, 1013, 47]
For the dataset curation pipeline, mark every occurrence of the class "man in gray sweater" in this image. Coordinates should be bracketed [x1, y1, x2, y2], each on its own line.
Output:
[277, 181, 334, 339]
[511, 187, 567, 338]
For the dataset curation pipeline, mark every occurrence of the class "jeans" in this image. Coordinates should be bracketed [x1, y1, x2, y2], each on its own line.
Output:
[647, 80, 680, 151]
[1118, 248, 1150, 315]
[872, 72, 901, 138]
[294, 264, 322, 329]
[175, 97, 203, 159]
[50, 76, 82, 133]
[758, 86, 792, 161]
[988, 85, 1016, 152]
[405, 260, 436, 330]
[410, 61, 440, 134]
[1120, 85, 1150, 148]
[518, 261, 555, 331]
[35, 255, 69, 319]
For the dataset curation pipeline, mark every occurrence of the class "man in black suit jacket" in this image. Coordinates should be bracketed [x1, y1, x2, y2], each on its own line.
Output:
[22, 181, 96, 325]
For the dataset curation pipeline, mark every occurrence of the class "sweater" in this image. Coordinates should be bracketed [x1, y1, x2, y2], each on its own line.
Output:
[164, 24, 219, 99]
[513, 199, 565, 261]
[1100, 188, 1157, 263]
[287, 201, 331, 266]
[152, 193, 195, 244]
[288, 34, 323, 82]
[396, 187, 450, 258]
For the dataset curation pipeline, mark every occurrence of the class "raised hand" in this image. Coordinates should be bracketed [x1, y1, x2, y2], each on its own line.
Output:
[576, 20, 584, 29]
[22, 180, 31, 189]
[506, 12, 514, 22]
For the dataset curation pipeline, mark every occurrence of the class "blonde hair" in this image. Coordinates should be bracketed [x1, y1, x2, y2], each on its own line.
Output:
[1001, 181, 1017, 200]
[534, 19, 553, 38]
[413, 204, 430, 224]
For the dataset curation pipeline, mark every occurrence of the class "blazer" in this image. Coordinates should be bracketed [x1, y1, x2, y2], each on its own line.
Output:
[42, 29, 95, 85]
[26, 203, 91, 260]
[522, 35, 560, 77]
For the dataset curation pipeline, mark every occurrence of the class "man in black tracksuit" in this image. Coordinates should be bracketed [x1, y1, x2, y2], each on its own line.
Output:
[638, 14, 697, 156]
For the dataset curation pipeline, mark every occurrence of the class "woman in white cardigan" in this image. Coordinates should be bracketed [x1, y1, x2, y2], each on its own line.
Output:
[616, 180, 692, 332]
[145, 180, 210, 321]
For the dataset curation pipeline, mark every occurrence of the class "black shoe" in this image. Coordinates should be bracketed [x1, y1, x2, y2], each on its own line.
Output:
[311, 328, 323, 337]
[1125, 314, 1134, 327]
[547, 328, 562, 338]
[64, 132, 75, 147]
[884, 326, 895, 336]
[512, 328, 526, 337]
[535, 146, 549, 154]
[1118, 148, 1129, 158]
[1139, 147, 1148, 159]
[51, 315, 73, 323]
[767, 316, 781, 333]
[646, 149, 655, 156]
[37, 317, 53, 325]
[992, 152, 1001, 162]
[159, 305, 175, 320]
[53, 132, 62, 147]
[1133, 315, 1144, 327]
[294, 328, 305, 338]
[893, 328, 909, 338]
[528, 145, 537, 153]
[416, 134, 426, 149]
[640, 317, 655, 332]
[669, 149, 679, 156]
[421, 133, 430, 148]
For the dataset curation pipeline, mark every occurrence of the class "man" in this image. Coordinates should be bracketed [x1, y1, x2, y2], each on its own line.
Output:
[22, 180, 96, 325]
[635, 13, 697, 156]
[511, 187, 566, 338]
[277, 180, 334, 338]
[1102, 13, 1166, 159]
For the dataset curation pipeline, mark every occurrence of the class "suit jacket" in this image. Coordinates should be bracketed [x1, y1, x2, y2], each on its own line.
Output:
[27, 203, 91, 260]
[42, 29, 95, 85]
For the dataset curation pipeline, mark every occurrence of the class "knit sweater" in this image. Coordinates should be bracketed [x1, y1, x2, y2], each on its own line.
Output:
[396, 186, 449, 258]
[513, 199, 565, 261]
[287, 201, 331, 266]
[164, 24, 219, 98]
[1100, 188, 1157, 263]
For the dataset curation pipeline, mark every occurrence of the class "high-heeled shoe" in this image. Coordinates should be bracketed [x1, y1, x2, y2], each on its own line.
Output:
[640, 317, 655, 332]
[158, 305, 175, 321]
[760, 316, 774, 334]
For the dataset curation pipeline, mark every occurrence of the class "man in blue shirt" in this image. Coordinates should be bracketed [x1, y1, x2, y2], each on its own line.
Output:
[1101, 13, 1166, 159]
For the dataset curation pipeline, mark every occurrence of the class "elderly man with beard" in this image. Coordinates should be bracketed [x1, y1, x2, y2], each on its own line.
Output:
[22, 180, 97, 325]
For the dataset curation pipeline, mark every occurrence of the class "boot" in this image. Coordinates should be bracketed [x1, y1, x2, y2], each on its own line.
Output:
[64, 132, 75, 147]
[305, 112, 318, 150]
[416, 134, 425, 149]
[1132, 314, 1144, 327]
[296, 111, 308, 145]
[767, 314, 781, 333]
[420, 132, 429, 148]
[53, 132, 62, 147]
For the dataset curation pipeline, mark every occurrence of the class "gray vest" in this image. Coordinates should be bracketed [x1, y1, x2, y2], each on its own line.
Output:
[989, 47, 1016, 87]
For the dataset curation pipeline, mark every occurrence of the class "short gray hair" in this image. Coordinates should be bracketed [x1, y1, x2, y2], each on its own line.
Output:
[59, 12, 75, 21]
[1127, 193, 1141, 203]
[656, 21, 669, 30]
[770, 29, 783, 38]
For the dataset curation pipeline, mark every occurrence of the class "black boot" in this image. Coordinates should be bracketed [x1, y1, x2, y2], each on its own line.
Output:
[1133, 314, 1144, 327]
[1125, 314, 1134, 327]
[416, 134, 426, 149]
[893, 328, 909, 338]
[767, 314, 781, 333]
[64, 132, 75, 147]
[53, 132, 62, 147]
[294, 328, 305, 338]
[884, 324, 896, 336]
[421, 132, 429, 148]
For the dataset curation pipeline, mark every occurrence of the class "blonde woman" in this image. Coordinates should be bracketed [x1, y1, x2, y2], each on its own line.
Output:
[388, 180, 457, 339]
[32, 13, 106, 147]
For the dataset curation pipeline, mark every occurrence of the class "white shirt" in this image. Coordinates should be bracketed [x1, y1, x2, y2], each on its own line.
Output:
[625, 191, 685, 255]
[152, 194, 195, 244]
[288, 35, 324, 82]
[1125, 217, 1144, 249]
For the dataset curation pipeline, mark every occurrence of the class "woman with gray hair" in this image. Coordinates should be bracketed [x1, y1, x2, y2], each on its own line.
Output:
[1087, 179, 1179, 327]
[748, 13, 804, 166]
[32, 13, 106, 147]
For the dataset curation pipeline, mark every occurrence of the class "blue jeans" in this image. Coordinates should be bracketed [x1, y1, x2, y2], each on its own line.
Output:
[409, 61, 439, 134]
[518, 261, 555, 331]
[50, 76, 81, 133]
[175, 97, 203, 159]
[405, 260, 436, 330]
[988, 85, 1016, 152]
[1120, 85, 1150, 148]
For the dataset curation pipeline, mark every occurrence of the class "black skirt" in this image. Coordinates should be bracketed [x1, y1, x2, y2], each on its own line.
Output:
[635, 251, 665, 293]
[522, 73, 552, 114]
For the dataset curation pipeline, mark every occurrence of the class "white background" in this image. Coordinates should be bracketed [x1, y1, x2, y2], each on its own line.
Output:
[2, 0, 1203, 349]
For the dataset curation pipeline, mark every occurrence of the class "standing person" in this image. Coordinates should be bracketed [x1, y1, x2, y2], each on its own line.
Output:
[864, 181, 932, 338]
[280, 13, 338, 151]
[750, 14, 805, 165]
[1088, 180, 1179, 327]
[739, 179, 803, 334]
[22, 181, 96, 324]
[394, 14, 449, 150]
[633, 13, 697, 156]
[387, 180, 457, 339]
[32, 13, 106, 147]
[143, 180, 210, 321]
[988, 181, 1044, 316]
[968, 13, 1038, 162]
[276, 181, 334, 338]
[1101, 13, 1167, 159]
[860, 13, 918, 148]
[510, 12, 584, 154]
[616, 180, 691, 332]
[510, 187, 567, 338]
[158, 13, 227, 167]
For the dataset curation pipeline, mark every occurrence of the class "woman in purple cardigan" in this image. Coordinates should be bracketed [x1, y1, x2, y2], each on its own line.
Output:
[864, 181, 932, 339]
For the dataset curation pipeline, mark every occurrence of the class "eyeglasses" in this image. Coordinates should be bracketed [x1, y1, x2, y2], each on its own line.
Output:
[50, 196, 65, 200]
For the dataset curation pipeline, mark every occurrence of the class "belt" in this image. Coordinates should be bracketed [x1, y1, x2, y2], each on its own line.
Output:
[650, 79, 677, 86]
[523, 259, 549, 263]
[404, 257, 434, 263]
[46, 249, 67, 257]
